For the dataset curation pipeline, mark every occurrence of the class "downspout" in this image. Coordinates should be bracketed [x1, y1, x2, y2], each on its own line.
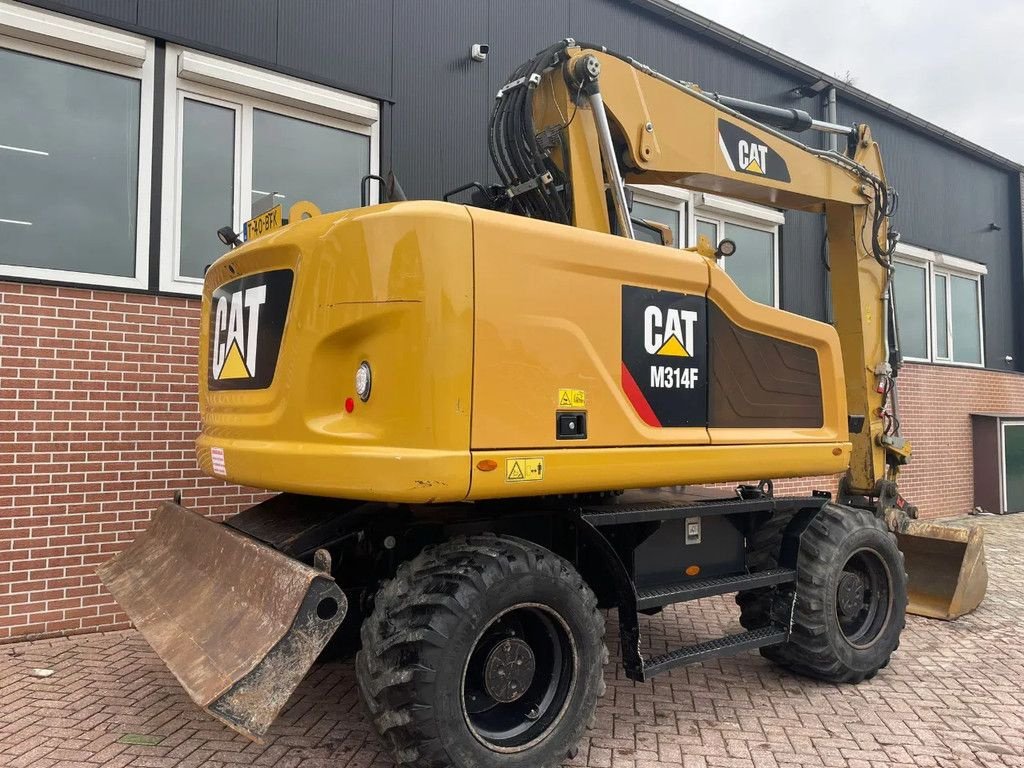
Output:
[826, 87, 838, 152]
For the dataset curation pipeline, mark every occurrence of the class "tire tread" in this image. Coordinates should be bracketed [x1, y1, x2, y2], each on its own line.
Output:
[356, 534, 606, 767]
[745, 503, 907, 683]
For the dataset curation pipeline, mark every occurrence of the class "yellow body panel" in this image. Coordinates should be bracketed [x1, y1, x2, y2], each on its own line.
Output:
[197, 201, 851, 502]
[468, 443, 849, 500]
[705, 267, 847, 446]
[197, 202, 475, 503]
[470, 208, 710, 448]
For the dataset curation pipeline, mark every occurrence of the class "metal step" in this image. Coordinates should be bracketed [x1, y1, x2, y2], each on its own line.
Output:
[635, 568, 796, 609]
[582, 497, 768, 526]
[641, 624, 788, 679]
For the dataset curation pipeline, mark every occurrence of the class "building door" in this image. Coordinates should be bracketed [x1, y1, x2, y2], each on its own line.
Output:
[1003, 421, 1024, 513]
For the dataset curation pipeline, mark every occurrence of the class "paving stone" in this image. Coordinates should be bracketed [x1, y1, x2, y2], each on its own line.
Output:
[0, 514, 1022, 767]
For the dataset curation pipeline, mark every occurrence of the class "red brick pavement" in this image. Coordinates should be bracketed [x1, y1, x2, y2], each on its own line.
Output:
[1, 514, 1023, 768]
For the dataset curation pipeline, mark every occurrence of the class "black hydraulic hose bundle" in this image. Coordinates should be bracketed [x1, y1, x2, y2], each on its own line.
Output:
[489, 40, 580, 225]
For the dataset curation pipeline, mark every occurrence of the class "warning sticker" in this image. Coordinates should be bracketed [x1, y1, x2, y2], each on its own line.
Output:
[558, 389, 586, 408]
[505, 457, 544, 483]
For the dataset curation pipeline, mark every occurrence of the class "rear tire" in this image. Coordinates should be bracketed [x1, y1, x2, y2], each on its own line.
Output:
[356, 534, 607, 768]
[749, 503, 907, 683]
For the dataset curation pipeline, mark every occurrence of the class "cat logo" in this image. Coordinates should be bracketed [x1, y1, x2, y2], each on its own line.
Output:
[736, 139, 768, 175]
[212, 286, 266, 381]
[208, 269, 293, 391]
[621, 285, 708, 428]
[644, 305, 698, 357]
[717, 119, 791, 182]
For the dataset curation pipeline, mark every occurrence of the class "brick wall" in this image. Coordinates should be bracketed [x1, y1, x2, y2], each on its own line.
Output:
[2, 279, 1023, 642]
[895, 362, 1024, 513]
[768, 363, 1024, 514]
[0, 281, 266, 643]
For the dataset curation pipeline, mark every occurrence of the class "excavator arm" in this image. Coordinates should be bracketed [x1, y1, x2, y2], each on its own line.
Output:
[488, 41, 986, 619]
[499, 42, 904, 502]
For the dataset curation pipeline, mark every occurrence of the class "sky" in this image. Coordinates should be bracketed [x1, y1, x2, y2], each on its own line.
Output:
[673, 0, 1024, 164]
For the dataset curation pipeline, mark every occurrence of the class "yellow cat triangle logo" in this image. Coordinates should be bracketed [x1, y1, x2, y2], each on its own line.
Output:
[744, 157, 764, 174]
[656, 335, 689, 357]
[218, 340, 251, 379]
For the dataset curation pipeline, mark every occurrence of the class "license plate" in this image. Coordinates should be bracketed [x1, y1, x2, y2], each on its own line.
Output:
[244, 204, 283, 241]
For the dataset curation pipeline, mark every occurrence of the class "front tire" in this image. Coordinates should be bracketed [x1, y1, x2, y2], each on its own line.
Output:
[356, 535, 607, 768]
[750, 504, 907, 683]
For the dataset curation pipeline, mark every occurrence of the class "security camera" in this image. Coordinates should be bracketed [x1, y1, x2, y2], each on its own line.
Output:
[471, 43, 489, 62]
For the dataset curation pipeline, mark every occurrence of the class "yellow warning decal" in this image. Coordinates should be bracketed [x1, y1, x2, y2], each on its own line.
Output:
[655, 335, 689, 357]
[505, 457, 544, 483]
[218, 340, 252, 379]
[557, 389, 586, 408]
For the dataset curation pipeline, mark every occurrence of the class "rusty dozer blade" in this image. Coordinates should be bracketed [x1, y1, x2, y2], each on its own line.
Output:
[897, 519, 988, 620]
[98, 502, 347, 741]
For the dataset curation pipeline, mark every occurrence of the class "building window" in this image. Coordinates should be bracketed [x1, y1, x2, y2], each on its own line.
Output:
[0, 4, 153, 288]
[627, 189, 781, 307]
[629, 185, 686, 247]
[178, 96, 237, 281]
[160, 47, 379, 293]
[692, 193, 782, 307]
[892, 243, 985, 366]
[892, 261, 929, 359]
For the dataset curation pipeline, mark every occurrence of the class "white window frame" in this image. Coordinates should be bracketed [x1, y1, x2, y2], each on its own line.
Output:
[691, 193, 783, 308]
[1000, 420, 1024, 514]
[0, 1, 154, 289]
[160, 45, 380, 294]
[628, 184, 689, 248]
[893, 242, 986, 367]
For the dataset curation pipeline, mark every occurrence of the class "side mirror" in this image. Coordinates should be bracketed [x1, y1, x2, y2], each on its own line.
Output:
[631, 218, 673, 247]
[640, 219, 674, 248]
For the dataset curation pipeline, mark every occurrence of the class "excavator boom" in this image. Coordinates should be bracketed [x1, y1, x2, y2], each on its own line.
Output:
[523, 45, 895, 497]
[496, 41, 986, 618]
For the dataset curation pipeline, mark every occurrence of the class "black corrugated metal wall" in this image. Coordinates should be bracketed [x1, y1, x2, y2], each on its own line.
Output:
[18, 0, 1024, 371]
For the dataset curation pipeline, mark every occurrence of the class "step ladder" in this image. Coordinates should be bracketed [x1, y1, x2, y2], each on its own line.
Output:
[631, 567, 796, 679]
[576, 490, 818, 683]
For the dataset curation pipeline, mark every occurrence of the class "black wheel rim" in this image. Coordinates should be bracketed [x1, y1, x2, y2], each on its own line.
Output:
[461, 603, 577, 752]
[835, 547, 893, 649]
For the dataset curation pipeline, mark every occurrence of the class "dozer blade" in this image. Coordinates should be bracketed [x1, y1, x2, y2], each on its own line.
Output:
[897, 520, 988, 620]
[97, 502, 347, 741]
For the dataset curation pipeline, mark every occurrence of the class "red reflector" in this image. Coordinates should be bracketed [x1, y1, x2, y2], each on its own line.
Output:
[344, 397, 355, 413]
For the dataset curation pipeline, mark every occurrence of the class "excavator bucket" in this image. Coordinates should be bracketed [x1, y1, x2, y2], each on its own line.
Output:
[97, 502, 347, 741]
[897, 519, 988, 620]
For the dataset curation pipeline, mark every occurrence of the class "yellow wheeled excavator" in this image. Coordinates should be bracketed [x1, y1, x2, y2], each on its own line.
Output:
[99, 40, 988, 768]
